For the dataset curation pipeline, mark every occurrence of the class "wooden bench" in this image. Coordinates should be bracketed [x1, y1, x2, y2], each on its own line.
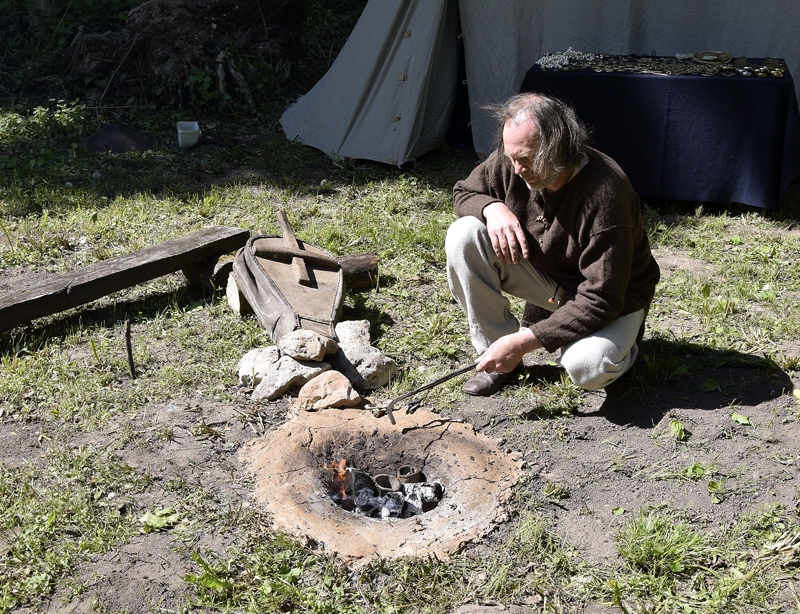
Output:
[0, 226, 249, 333]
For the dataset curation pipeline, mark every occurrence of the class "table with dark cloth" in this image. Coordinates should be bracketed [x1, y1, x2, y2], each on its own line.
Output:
[520, 60, 800, 209]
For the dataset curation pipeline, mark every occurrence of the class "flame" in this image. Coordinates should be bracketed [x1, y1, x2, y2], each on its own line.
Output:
[325, 458, 348, 499]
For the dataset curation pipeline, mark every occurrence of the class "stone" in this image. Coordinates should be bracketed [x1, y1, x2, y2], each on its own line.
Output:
[278, 329, 338, 361]
[335, 319, 371, 346]
[226, 270, 252, 314]
[251, 356, 330, 401]
[296, 370, 361, 411]
[329, 343, 396, 390]
[237, 347, 279, 386]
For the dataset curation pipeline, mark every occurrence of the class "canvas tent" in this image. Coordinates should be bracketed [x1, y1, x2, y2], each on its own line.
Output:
[280, 0, 800, 165]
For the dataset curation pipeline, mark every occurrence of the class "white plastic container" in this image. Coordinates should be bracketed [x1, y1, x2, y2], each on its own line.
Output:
[176, 121, 202, 148]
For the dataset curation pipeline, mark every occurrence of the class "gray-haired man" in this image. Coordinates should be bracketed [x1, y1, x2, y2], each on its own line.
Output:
[447, 93, 660, 396]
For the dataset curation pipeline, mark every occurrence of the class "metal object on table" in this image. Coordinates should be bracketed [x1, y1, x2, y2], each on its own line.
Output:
[384, 363, 477, 425]
[540, 50, 796, 78]
[693, 50, 732, 65]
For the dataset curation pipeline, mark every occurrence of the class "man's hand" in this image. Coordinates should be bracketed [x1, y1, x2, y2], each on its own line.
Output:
[477, 328, 542, 374]
[484, 201, 530, 264]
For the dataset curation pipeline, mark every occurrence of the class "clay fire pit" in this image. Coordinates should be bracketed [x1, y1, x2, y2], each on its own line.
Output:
[239, 408, 522, 563]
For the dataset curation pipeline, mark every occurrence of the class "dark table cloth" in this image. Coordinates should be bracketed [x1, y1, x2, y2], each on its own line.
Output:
[520, 61, 800, 209]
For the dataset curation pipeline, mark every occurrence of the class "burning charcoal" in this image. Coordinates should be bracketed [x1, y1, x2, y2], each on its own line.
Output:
[325, 459, 351, 505]
[379, 492, 405, 518]
[420, 481, 445, 512]
[355, 488, 382, 516]
[401, 482, 445, 516]
[328, 465, 443, 519]
[401, 491, 423, 517]
[418, 481, 445, 503]
[401, 483, 426, 517]
[402, 482, 437, 502]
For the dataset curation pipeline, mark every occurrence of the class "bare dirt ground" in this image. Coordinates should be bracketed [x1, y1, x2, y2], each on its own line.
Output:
[3, 394, 272, 613]
[3, 254, 799, 613]
[447, 348, 800, 565]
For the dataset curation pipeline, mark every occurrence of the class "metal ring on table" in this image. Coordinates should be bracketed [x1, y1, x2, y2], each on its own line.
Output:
[693, 51, 732, 65]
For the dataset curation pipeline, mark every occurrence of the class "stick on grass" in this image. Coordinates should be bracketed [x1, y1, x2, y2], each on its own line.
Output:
[124, 319, 136, 380]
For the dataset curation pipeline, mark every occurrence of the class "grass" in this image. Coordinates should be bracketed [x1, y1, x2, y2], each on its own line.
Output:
[1, 98, 800, 613]
[645, 207, 800, 360]
[0, 445, 143, 610]
[183, 486, 592, 613]
[606, 505, 800, 613]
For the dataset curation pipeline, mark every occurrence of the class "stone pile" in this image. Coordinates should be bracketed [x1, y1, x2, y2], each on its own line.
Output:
[237, 320, 396, 411]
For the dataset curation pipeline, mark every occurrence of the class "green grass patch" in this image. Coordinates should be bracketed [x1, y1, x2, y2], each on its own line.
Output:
[183, 496, 591, 613]
[0, 445, 143, 611]
[606, 505, 800, 613]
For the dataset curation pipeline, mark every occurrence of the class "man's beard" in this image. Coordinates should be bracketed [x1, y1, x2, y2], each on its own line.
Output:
[525, 164, 561, 191]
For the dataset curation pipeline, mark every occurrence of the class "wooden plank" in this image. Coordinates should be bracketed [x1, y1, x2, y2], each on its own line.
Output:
[252, 246, 339, 268]
[0, 226, 249, 333]
[276, 210, 311, 285]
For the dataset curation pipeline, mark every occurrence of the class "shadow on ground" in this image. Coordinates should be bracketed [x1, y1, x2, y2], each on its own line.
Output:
[595, 339, 794, 428]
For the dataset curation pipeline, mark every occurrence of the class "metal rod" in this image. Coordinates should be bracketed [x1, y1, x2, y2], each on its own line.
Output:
[124, 319, 136, 380]
[386, 363, 477, 425]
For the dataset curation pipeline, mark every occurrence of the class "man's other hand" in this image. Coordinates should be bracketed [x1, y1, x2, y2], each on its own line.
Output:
[483, 202, 530, 264]
[477, 328, 542, 374]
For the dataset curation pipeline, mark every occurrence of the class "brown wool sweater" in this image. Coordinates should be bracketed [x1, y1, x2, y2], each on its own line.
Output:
[453, 147, 660, 353]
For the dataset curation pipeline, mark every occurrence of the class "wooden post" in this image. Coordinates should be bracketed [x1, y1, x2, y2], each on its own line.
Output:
[338, 253, 379, 291]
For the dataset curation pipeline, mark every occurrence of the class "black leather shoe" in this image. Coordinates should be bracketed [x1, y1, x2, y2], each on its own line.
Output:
[463, 366, 524, 397]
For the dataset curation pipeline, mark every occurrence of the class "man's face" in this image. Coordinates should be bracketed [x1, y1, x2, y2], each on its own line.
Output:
[502, 117, 559, 190]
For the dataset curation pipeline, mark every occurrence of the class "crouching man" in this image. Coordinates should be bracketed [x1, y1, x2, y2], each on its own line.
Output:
[446, 93, 660, 396]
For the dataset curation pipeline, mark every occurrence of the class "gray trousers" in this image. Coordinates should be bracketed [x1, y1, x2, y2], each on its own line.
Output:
[445, 216, 644, 390]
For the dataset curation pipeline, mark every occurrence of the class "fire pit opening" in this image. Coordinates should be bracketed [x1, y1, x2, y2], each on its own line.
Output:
[240, 408, 521, 563]
[323, 457, 445, 519]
